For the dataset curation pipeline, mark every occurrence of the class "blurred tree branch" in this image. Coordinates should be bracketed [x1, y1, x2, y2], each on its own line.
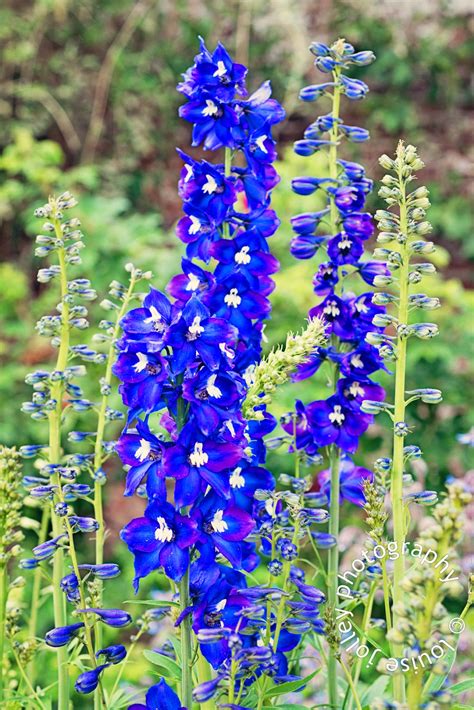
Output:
[81, 0, 155, 164]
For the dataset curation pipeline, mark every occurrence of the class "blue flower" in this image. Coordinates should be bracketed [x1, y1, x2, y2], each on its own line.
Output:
[129, 678, 185, 710]
[121, 501, 199, 589]
[76, 608, 132, 627]
[115, 421, 165, 496]
[44, 622, 84, 647]
[166, 296, 238, 373]
[306, 394, 372, 453]
[318, 456, 373, 506]
[194, 493, 255, 568]
[162, 424, 244, 507]
[75, 664, 108, 694]
[178, 38, 247, 102]
[95, 644, 126, 664]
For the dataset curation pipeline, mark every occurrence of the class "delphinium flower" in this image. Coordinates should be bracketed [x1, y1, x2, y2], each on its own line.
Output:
[362, 143, 445, 704]
[20, 195, 146, 708]
[114, 37, 289, 708]
[283, 38, 383, 707]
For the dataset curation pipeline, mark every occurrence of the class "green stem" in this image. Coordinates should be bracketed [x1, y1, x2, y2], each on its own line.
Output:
[92, 273, 137, 709]
[108, 626, 145, 706]
[48, 230, 70, 708]
[326, 57, 342, 710]
[327, 447, 340, 709]
[339, 658, 362, 710]
[348, 582, 376, 710]
[390, 163, 409, 705]
[11, 645, 46, 709]
[27, 505, 50, 685]
[196, 650, 213, 710]
[179, 568, 193, 709]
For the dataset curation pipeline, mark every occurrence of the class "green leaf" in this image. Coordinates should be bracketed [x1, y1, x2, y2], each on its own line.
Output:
[423, 643, 458, 695]
[359, 675, 390, 706]
[262, 705, 308, 709]
[264, 668, 320, 698]
[449, 678, 474, 696]
[143, 650, 182, 681]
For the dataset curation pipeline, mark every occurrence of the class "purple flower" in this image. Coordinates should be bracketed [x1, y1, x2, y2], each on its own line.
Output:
[195, 493, 255, 568]
[318, 456, 373, 505]
[337, 377, 385, 410]
[115, 421, 165, 496]
[333, 185, 365, 213]
[327, 232, 363, 265]
[307, 394, 372, 453]
[167, 296, 238, 373]
[342, 212, 374, 239]
[163, 423, 244, 507]
[121, 500, 199, 588]
[178, 38, 247, 102]
[179, 92, 239, 150]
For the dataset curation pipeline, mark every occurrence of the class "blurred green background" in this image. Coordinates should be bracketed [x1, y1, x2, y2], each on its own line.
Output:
[0, 0, 473, 520]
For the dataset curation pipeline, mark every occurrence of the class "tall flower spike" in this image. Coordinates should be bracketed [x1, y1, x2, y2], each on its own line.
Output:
[286, 38, 381, 709]
[115, 37, 285, 708]
[21, 195, 147, 707]
[365, 143, 440, 703]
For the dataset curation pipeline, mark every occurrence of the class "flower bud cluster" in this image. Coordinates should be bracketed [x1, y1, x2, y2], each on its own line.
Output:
[0, 447, 24, 566]
[384, 482, 471, 705]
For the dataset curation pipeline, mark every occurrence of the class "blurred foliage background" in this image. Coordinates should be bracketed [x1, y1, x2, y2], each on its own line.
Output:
[0, 0, 473, 534]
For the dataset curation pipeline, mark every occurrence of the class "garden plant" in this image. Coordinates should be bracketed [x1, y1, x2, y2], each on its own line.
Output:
[0, 31, 472, 710]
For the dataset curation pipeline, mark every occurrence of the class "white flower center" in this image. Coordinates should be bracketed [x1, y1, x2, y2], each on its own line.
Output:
[339, 237, 352, 250]
[186, 272, 200, 291]
[189, 215, 202, 235]
[155, 517, 174, 543]
[328, 405, 345, 426]
[211, 509, 228, 533]
[265, 498, 276, 517]
[189, 442, 209, 467]
[356, 299, 368, 313]
[243, 363, 256, 387]
[215, 598, 227, 611]
[135, 438, 151, 462]
[255, 135, 268, 153]
[213, 60, 227, 77]
[133, 352, 148, 373]
[225, 420, 236, 437]
[235, 246, 251, 265]
[324, 300, 340, 317]
[349, 381, 365, 398]
[184, 164, 193, 183]
[202, 99, 218, 117]
[224, 288, 242, 308]
[219, 342, 235, 359]
[187, 316, 204, 340]
[230, 467, 245, 489]
[144, 306, 162, 324]
[202, 174, 218, 194]
[351, 354, 363, 369]
[207, 374, 222, 398]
